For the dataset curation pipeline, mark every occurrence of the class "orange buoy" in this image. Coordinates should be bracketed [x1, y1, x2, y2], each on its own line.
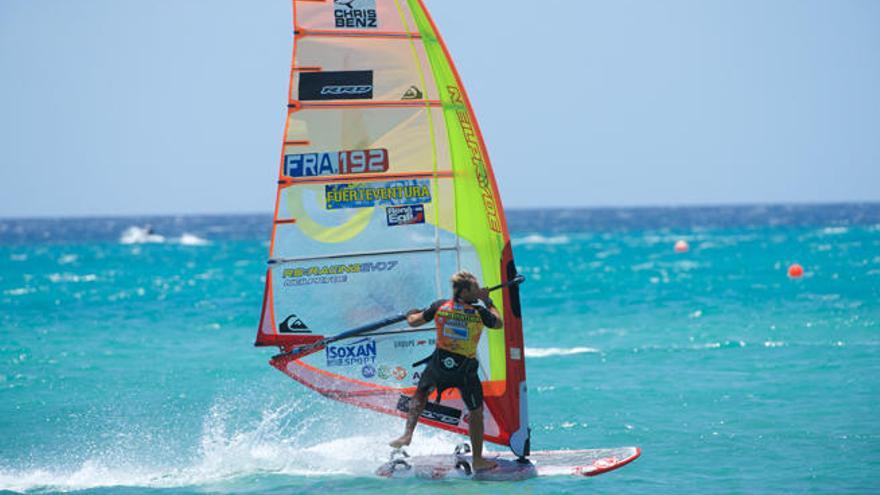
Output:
[788, 263, 804, 278]
[674, 240, 689, 253]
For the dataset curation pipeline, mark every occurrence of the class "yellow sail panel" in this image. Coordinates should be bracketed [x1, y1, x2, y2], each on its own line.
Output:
[256, 0, 529, 457]
[282, 107, 453, 175]
[292, 37, 441, 102]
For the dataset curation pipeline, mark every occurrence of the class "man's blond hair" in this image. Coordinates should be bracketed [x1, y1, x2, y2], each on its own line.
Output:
[451, 271, 479, 299]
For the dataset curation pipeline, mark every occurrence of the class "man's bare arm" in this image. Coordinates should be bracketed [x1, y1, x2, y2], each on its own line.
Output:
[406, 309, 426, 327]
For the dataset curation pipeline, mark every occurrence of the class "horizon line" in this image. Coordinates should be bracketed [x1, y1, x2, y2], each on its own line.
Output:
[1, 200, 879, 222]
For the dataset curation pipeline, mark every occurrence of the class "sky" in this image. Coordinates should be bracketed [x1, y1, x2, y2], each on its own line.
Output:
[1, 0, 878, 218]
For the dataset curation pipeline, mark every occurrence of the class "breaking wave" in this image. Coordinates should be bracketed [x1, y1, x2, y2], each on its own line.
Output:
[178, 233, 210, 246]
[513, 234, 571, 246]
[0, 397, 459, 493]
[525, 347, 600, 358]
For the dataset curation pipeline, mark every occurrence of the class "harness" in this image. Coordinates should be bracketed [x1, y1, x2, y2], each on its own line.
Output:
[412, 349, 479, 403]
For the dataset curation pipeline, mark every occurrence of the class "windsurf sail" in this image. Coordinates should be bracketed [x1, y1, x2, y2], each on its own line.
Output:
[255, 0, 530, 457]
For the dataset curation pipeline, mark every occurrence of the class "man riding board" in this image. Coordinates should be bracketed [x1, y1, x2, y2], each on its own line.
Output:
[389, 271, 503, 472]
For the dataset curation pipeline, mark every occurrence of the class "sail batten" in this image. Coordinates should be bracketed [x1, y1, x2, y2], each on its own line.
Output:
[257, 0, 529, 457]
[279, 170, 453, 186]
[296, 29, 423, 39]
[269, 245, 459, 265]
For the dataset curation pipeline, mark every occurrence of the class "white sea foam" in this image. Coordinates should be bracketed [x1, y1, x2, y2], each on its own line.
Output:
[674, 260, 700, 271]
[631, 261, 655, 272]
[694, 341, 746, 350]
[3, 287, 34, 296]
[0, 397, 460, 493]
[47, 273, 98, 283]
[525, 347, 600, 358]
[58, 254, 78, 265]
[178, 233, 210, 246]
[513, 234, 570, 246]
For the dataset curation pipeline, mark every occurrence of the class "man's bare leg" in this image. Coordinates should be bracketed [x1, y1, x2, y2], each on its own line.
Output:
[468, 406, 497, 471]
[389, 389, 428, 448]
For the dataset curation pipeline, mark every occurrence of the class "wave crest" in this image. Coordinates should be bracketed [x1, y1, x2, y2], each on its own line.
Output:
[0, 396, 459, 493]
[525, 347, 600, 358]
[513, 234, 570, 246]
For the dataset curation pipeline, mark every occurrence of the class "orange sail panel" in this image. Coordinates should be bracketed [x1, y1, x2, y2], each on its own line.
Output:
[255, 0, 529, 457]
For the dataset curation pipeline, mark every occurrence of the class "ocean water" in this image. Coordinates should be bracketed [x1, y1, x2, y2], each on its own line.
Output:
[1, 204, 878, 495]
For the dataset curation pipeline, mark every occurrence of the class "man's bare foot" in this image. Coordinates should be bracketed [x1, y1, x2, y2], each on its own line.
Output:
[472, 457, 497, 472]
[389, 434, 412, 448]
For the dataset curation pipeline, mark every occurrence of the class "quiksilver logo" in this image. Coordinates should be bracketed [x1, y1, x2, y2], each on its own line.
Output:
[321, 85, 373, 96]
[279, 314, 310, 333]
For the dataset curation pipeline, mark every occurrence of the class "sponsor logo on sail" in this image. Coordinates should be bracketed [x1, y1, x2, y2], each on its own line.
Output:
[401, 85, 423, 100]
[397, 395, 462, 426]
[447, 85, 502, 233]
[299, 70, 373, 101]
[326, 337, 377, 367]
[321, 85, 372, 96]
[362, 364, 376, 378]
[334, 0, 377, 29]
[392, 337, 435, 349]
[391, 366, 407, 381]
[282, 261, 398, 287]
[377, 365, 391, 380]
[386, 205, 425, 227]
[285, 149, 389, 178]
[278, 314, 310, 333]
[325, 179, 432, 210]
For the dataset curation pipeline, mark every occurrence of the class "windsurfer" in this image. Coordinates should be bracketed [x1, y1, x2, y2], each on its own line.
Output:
[389, 271, 503, 472]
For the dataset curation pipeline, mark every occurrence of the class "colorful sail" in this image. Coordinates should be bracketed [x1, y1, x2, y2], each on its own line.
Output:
[255, 0, 529, 457]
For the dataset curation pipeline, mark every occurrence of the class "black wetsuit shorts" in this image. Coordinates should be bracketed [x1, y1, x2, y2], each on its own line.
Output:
[416, 349, 483, 411]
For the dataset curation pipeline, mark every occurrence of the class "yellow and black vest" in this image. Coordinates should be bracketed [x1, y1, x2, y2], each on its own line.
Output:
[434, 299, 485, 358]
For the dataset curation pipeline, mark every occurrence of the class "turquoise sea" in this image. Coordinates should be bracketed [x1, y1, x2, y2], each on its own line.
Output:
[1, 204, 878, 495]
